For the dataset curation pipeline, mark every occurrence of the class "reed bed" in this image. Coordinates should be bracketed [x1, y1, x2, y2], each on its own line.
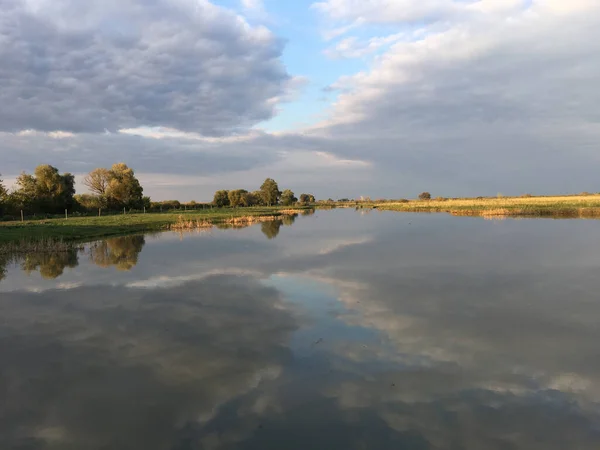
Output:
[375, 195, 600, 218]
[169, 214, 283, 231]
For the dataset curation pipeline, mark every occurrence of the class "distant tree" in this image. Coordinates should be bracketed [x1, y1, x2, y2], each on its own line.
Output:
[228, 189, 248, 208]
[213, 190, 230, 207]
[0, 174, 7, 215]
[83, 168, 111, 197]
[280, 189, 297, 206]
[418, 192, 431, 200]
[260, 178, 281, 206]
[142, 196, 151, 210]
[74, 194, 103, 210]
[106, 163, 144, 209]
[11, 165, 75, 213]
[250, 190, 264, 206]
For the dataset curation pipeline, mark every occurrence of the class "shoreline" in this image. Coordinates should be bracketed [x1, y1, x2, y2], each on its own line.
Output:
[0, 207, 310, 245]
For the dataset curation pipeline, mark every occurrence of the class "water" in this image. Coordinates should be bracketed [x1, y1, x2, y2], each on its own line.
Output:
[2, 209, 600, 449]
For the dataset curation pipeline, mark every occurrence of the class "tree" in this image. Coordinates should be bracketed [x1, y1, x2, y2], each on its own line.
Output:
[260, 178, 281, 206]
[418, 192, 432, 200]
[299, 194, 315, 204]
[83, 168, 110, 197]
[0, 174, 7, 199]
[11, 165, 75, 213]
[280, 189, 297, 206]
[74, 194, 103, 210]
[213, 190, 230, 207]
[0, 174, 8, 215]
[228, 189, 248, 208]
[250, 190, 264, 206]
[106, 163, 144, 209]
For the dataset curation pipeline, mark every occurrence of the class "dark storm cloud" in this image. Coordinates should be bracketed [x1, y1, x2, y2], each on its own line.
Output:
[0, 0, 291, 135]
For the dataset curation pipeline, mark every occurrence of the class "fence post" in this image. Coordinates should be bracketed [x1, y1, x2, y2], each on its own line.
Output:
[21, 210, 24, 222]
[65, 209, 68, 219]
[144, 206, 146, 214]
[124, 207, 126, 215]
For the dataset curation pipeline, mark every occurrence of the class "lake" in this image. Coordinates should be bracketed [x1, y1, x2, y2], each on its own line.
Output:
[2, 209, 600, 449]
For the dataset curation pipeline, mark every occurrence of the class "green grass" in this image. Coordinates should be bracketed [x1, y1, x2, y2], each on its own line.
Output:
[0, 207, 309, 244]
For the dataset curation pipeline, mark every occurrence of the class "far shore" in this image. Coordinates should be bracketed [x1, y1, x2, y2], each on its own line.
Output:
[365, 194, 600, 218]
[2, 194, 600, 248]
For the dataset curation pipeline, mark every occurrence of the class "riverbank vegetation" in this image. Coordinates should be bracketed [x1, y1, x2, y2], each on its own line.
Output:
[368, 194, 600, 218]
[212, 178, 315, 208]
[0, 206, 312, 245]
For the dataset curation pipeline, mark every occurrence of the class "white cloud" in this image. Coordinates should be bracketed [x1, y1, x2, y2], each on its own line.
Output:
[241, 0, 264, 10]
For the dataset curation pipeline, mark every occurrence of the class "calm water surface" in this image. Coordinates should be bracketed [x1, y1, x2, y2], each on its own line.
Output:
[2, 209, 600, 449]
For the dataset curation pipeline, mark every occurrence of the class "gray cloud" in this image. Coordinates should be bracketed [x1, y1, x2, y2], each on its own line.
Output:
[0, 0, 290, 135]
[3, 0, 600, 200]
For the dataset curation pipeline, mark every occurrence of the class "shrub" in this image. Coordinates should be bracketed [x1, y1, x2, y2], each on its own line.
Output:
[418, 192, 431, 200]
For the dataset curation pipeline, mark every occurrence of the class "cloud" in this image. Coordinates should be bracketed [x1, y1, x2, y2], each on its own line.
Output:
[241, 0, 264, 10]
[304, 0, 600, 196]
[0, 0, 291, 135]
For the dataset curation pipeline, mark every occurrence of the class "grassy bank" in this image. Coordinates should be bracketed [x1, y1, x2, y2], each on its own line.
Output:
[371, 195, 600, 218]
[0, 207, 309, 244]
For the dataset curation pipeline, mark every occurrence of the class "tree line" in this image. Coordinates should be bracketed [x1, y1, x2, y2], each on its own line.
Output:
[0, 168, 317, 220]
[212, 178, 316, 208]
[0, 163, 146, 218]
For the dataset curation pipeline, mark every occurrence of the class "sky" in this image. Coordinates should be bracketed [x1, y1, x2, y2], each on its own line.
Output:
[1, 0, 600, 201]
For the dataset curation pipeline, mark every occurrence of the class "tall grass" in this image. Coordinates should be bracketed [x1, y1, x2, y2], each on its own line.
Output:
[373, 195, 600, 218]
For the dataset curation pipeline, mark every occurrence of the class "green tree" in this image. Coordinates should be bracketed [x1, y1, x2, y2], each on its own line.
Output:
[280, 189, 297, 206]
[213, 190, 230, 207]
[228, 189, 248, 208]
[250, 190, 264, 206]
[0, 174, 8, 215]
[11, 165, 75, 214]
[74, 194, 103, 210]
[418, 192, 432, 200]
[83, 168, 110, 207]
[106, 163, 144, 209]
[260, 178, 281, 206]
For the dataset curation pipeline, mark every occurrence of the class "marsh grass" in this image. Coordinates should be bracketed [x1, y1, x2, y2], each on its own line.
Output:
[169, 214, 287, 231]
[374, 195, 600, 218]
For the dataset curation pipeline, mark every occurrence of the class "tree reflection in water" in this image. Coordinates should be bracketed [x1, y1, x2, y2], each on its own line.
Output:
[20, 249, 80, 280]
[89, 235, 146, 271]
